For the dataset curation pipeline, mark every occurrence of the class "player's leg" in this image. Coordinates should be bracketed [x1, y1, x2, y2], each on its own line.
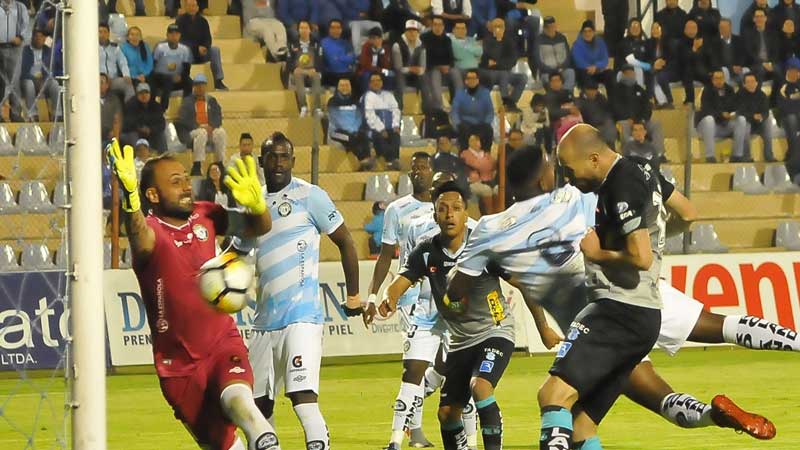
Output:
[570, 408, 601, 450]
[468, 337, 514, 450]
[436, 345, 474, 450]
[283, 323, 329, 450]
[429, 337, 478, 449]
[250, 330, 278, 428]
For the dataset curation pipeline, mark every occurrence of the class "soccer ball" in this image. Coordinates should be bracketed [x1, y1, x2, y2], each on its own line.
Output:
[198, 252, 253, 314]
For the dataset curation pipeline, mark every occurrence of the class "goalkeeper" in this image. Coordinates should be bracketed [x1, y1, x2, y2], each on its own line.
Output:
[106, 139, 280, 450]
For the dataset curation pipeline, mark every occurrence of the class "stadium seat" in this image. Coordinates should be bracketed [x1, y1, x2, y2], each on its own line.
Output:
[165, 123, 185, 153]
[763, 165, 800, 193]
[664, 233, 684, 255]
[0, 125, 13, 155]
[364, 174, 395, 202]
[21, 243, 55, 270]
[0, 182, 20, 214]
[52, 181, 69, 208]
[55, 241, 67, 269]
[14, 124, 50, 155]
[0, 244, 18, 271]
[689, 224, 729, 254]
[397, 173, 412, 197]
[400, 116, 430, 147]
[776, 221, 800, 251]
[19, 181, 57, 213]
[732, 165, 769, 195]
[48, 123, 65, 155]
[108, 13, 128, 44]
[511, 59, 536, 89]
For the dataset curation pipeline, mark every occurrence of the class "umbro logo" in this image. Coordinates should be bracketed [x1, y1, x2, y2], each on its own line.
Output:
[228, 366, 246, 374]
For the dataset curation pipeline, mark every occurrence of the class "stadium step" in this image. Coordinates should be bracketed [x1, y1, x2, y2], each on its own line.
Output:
[215, 38, 266, 64]
[664, 162, 793, 192]
[321, 229, 371, 261]
[164, 90, 298, 119]
[689, 138, 788, 163]
[0, 213, 63, 240]
[698, 218, 783, 249]
[692, 192, 800, 219]
[0, 155, 63, 181]
[129, 15, 242, 41]
[316, 172, 402, 202]
[189, 62, 283, 91]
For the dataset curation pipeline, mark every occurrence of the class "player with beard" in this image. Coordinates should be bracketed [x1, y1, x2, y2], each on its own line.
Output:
[106, 139, 280, 450]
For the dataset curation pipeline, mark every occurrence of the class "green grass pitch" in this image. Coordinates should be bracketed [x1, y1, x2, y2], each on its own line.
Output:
[1, 347, 798, 449]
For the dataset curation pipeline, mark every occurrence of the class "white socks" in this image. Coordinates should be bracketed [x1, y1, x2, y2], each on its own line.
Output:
[391, 381, 424, 444]
[463, 398, 478, 448]
[424, 367, 445, 397]
[219, 383, 280, 450]
[660, 393, 714, 428]
[293, 403, 330, 450]
[723, 315, 799, 351]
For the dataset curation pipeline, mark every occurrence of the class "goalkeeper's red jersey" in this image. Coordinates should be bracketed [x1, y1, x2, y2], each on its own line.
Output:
[133, 201, 240, 378]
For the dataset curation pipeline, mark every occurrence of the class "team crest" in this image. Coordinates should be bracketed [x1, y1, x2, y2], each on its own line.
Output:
[297, 240, 308, 252]
[156, 318, 169, 333]
[278, 202, 292, 217]
[500, 215, 517, 230]
[192, 224, 208, 241]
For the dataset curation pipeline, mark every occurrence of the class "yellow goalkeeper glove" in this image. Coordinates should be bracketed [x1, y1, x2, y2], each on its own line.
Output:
[224, 155, 267, 215]
[106, 138, 141, 213]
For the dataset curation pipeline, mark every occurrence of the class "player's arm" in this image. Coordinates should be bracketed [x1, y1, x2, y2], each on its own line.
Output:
[328, 223, 363, 320]
[366, 203, 399, 319]
[446, 269, 477, 304]
[106, 139, 156, 261]
[665, 189, 697, 237]
[224, 156, 271, 237]
[376, 242, 425, 320]
[502, 274, 563, 350]
[378, 275, 414, 317]
[581, 227, 653, 271]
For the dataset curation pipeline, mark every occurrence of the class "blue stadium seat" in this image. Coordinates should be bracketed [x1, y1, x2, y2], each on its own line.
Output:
[14, 124, 50, 155]
[397, 173, 412, 197]
[21, 243, 55, 270]
[19, 181, 57, 213]
[365, 174, 395, 202]
[689, 224, 729, 254]
[0, 244, 19, 272]
[0, 125, 14, 155]
[48, 123, 65, 155]
[0, 182, 21, 214]
[776, 221, 800, 251]
[764, 165, 800, 193]
[732, 165, 769, 195]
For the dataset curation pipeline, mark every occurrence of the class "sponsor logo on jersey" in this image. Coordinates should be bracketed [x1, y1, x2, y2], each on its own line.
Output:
[328, 211, 338, 222]
[292, 355, 303, 368]
[297, 240, 308, 253]
[567, 328, 580, 341]
[556, 342, 572, 358]
[228, 366, 246, 374]
[278, 202, 292, 217]
[569, 321, 590, 334]
[293, 375, 306, 383]
[616, 202, 629, 214]
[485, 351, 496, 361]
[479, 360, 494, 373]
[192, 224, 209, 241]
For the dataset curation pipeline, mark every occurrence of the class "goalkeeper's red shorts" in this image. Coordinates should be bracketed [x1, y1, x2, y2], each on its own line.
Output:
[159, 335, 254, 450]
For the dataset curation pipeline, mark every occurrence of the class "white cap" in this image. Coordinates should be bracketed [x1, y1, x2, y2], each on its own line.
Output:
[405, 20, 421, 31]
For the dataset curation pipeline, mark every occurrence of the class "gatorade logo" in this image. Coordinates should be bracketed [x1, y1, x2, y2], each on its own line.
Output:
[292, 355, 303, 368]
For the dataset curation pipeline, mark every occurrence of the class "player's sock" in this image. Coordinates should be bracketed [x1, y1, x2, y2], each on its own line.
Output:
[390, 382, 423, 444]
[408, 381, 425, 431]
[424, 367, 445, 397]
[219, 384, 280, 450]
[722, 315, 799, 351]
[463, 399, 479, 448]
[539, 406, 573, 450]
[293, 403, 330, 450]
[229, 437, 246, 450]
[660, 393, 714, 428]
[572, 436, 603, 449]
[476, 395, 502, 450]
[440, 420, 469, 450]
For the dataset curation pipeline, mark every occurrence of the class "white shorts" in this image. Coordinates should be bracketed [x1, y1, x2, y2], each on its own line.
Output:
[403, 326, 446, 362]
[655, 280, 705, 356]
[249, 322, 323, 399]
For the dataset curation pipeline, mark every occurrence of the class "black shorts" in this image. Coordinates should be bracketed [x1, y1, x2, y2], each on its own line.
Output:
[439, 336, 515, 408]
[549, 299, 661, 424]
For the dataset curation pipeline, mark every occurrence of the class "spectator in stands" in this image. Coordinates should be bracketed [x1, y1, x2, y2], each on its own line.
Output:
[151, 24, 193, 111]
[616, 18, 651, 89]
[696, 69, 745, 163]
[778, 57, 800, 182]
[713, 18, 747, 87]
[0, 0, 28, 107]
[735, 73, 773, 162]
[576, 80, 616, 147]
[20, 28, 58, 121]
[197, 161, 235, 206]
[648, 21, 675, 108]
[544, 72, 581, 143]
[506, 127, 525, 151]
[450, 69, 494, 151]
[521, 93, 552, 151]
[461, 133, 496, 214]
[432, 0, 471, 31]
[277, 0, 317, 42]
[392, 19, 426, 110]
[178, 0, 228, 90]
[99, 22, 135, 101]
[432, 135, 469, 191]
[745, 8, 780, 84]
[679, 19, 714, 106]
[480, 17, 526, 112]
[321, 19, 357, 88]
[379, 1, 425, 42]
[622, 120, 660, 160]
[177, 74, 227, 175]
[364, 200, 386, 256]
[601, 0, 628, 57]
[769, 0, 800, 34]
[688, 0, 721, 40]
[242, 0, 288, 62]
[495, 0, 540, 59]
[347, 0, 382, 52]
[613, 64, 665, 155]
[654, 0, 687, 55]
[362, 72, 401, 170]
[535, 16, 575, 91]
[741, 0, 768, 36]
[571, 20, 614, 95]
[121, 26, 154, 86]
[357, 27, 394, 91]
[122, 82, 166, 151]
[469, 0, 495, 38]
[328, 78, 373, 170]
[450, 19, 482, 71]
[422, 16, 462, 112]
[778, 18, 800, 66]
[287, 20, 323, 117]
[227, 132, 265, 184]
[100, 73, 122, 141]
[134, 138, 150, 179]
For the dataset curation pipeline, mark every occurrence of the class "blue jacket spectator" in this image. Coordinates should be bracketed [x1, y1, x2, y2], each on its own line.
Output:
[321, 23, 357, 84]
[317, 0, 347, 31]
[346, 0, 372, 22]
[121, 27, 154, 82]
[571, 20, 615, 94]
[278, 0, 318, 30]
[450, 70, 495, 150]
[20, 41, 52, 81]
[364, 202, 385, 254]
[469, 0, 497, 37]
[328, 78, 371, 166]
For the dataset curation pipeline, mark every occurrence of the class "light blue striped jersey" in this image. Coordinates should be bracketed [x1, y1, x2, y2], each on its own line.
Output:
[240, 178, 344, 331]
[456, 185, 595, 309]
[381, 194, 435, 306]
[404, 215, 478, 328]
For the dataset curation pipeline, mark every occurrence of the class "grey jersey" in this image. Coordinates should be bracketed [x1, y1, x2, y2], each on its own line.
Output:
[400, 232, 514, 351]
[589, 156, 665, 309]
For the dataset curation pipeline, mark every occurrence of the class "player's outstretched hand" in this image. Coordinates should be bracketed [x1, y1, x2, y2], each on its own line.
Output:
[540, 327, 564, 350]
[377, 299, 394, 320]
[363, 302, 379, 326]
[580, 227, 602, 262]
[224, 156, 267, 215]
[340, 294, 364, 318]
[105, 138, 140, 212]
